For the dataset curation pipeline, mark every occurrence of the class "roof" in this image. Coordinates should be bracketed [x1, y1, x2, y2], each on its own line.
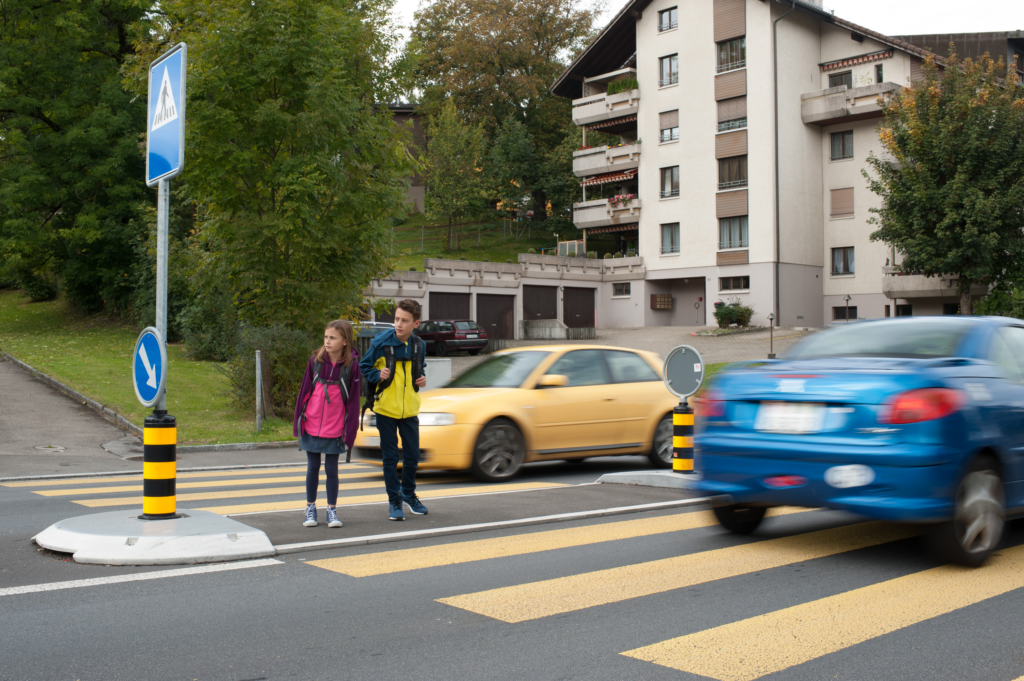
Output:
[581, 169, 638, 187]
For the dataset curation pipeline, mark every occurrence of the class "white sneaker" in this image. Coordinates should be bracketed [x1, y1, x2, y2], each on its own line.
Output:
[326, 507, 342, 528]
[302, 504, 318, 527]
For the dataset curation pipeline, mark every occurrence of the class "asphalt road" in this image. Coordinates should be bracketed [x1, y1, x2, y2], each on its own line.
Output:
[5, 458, 1024, 681]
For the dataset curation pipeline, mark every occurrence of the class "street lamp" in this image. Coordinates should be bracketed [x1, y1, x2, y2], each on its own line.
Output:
[767, 312, 776, 359]
[844, 294, 852, 324]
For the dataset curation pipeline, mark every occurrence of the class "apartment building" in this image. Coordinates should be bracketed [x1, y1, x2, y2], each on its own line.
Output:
[552, 0, 982, 327]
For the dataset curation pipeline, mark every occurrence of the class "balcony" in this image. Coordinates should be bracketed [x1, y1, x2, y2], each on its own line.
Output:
[573, 197, 641, 230]
[572, 89, 640, 127]
[572, 143, 641, 178]
[881, 267, 989, 299]
[801, 82, 899, 126]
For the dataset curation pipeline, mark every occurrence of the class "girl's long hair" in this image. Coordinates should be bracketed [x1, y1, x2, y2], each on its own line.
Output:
[314, 320, 354, 366]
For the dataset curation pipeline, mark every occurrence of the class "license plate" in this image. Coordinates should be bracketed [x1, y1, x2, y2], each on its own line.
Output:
[467, 334, 478, 339]
[754, 402, 825, 434]
[363, 437, 380, 447]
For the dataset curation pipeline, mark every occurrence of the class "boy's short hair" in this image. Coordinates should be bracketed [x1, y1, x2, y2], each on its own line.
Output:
[396, 298, 422, 321]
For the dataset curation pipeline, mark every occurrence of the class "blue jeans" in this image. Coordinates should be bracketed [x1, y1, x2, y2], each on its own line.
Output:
[376, 414, 419, 504]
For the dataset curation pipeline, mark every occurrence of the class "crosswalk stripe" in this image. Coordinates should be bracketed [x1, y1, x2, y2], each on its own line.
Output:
[621, 543, 1024, 681]
[72, 476, 469, 508]
[437, 521, 919, 623]
[309, 507, 811, 577]
[0, 466, 316, 487]
[197, 482, 568, 515]
[34, 471, 384, 496]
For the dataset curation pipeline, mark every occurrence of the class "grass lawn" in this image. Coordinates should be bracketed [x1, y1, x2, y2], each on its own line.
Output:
[0, 290, 294, 445]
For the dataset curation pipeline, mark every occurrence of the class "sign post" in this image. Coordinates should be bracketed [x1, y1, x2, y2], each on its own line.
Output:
[138, 43, 186, 520]
[662, 345, 705, 475]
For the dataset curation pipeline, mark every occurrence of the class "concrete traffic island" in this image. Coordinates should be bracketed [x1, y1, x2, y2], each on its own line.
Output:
[33, 510, 275, 566]
[598, 470, 702, 490]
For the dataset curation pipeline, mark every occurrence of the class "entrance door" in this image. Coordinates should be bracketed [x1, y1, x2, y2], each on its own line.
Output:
[563, 287, 596, 328]
[523, 285, 557, 321]
[429, 292, 470, 320]
[476, 294, 515, 339]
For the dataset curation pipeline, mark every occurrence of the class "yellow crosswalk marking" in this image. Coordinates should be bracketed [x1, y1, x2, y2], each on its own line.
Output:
[197, 482, 568, 515]
[34, 471, 384, 496]
[0, 465, 324, 487]
[622, 544, 1024, 681]
[438, 521, 919, 623]
[310, 507, 812, 577]
[72, 477, 468, 508]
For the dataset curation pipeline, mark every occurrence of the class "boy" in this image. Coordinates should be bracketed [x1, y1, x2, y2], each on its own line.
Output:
[360, 299, 428, 520]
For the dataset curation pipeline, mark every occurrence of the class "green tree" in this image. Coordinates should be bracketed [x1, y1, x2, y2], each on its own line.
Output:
[0, 1, 153, 312]
[538, 123, 584, 223]
[865, 51, 1024, 315]
[424, 100, 488, 251]
[490, 117, 538, 227]
[126, 0, 413, 332]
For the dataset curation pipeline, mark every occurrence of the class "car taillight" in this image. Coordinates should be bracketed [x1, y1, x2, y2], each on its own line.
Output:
[694, 391, 724, 418]
[880, 388, 963, 424]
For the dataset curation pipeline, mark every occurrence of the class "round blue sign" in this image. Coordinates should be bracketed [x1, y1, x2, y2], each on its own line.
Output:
[133, 327, 167, 408]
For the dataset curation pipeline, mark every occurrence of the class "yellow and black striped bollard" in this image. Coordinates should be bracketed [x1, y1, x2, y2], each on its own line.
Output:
[672, 403, 694, 474]
[141, 413, 178, 519]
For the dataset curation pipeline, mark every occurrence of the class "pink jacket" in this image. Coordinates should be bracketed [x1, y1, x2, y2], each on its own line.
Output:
[293, 351, 361, 447]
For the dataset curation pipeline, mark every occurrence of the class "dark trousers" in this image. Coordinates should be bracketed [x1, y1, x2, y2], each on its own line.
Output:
[376, 414, 420, 504]
[306, 452, 339, 505]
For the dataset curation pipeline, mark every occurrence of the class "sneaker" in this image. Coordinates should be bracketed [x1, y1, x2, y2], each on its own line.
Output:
[326, 507, 342, 528]
[388, 503, 405, 521]
[402, 494, 428, 515]
[302, 504, 318, 527]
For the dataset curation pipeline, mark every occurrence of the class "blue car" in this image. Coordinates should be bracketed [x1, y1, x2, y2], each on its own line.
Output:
[695, 316, 1024, 566]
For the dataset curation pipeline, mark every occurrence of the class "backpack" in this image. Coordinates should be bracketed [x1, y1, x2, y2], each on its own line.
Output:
[299, 359, 354, 461]
[360, 335, 424, 430]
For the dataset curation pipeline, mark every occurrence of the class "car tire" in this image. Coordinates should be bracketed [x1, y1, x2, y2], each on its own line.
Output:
[713, 505, 767, 535]
[470, 418, 525, 482]
[468, 349, 480, 356]
[648, 414, 673, 469]
[435, 341, 448, 357]
[928, 456, 1005, 567]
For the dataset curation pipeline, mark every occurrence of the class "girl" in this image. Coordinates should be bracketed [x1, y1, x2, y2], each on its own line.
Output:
[293, 320, 361, 528]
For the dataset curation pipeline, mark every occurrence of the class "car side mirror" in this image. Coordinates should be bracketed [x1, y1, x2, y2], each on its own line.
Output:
[537, 374, 568, 388]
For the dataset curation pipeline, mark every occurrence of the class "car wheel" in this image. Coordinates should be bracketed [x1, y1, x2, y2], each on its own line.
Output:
[435, 341, 448, 357]
[648, 414, 673, 469]
[468, 349, 480, 356]
[470, 418, 525, 482]
[928, 457, 1004, 567]
[713, 505, 767, 535]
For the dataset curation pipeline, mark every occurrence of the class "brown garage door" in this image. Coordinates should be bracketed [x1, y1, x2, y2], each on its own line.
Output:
[476, 294, 515, 339]
[563, 287, 595, 328]
[523, 285, 557, 320]
[429, 292, 470, 320]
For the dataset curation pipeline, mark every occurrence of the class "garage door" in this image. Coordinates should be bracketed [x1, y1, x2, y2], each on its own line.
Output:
[523, 285, 557, 320]
[429, 292, 470, 320]
[563, 287, 595, 328]
[476, 294, 515, 339]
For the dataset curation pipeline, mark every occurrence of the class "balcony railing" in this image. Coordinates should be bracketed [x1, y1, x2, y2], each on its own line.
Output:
[659, 75, 679, 87]
[801, 81, 900, 126]
[716, 60, 745, 73]
[572, 143, 641, 178]
[660, 245, 680, 254]
[572, 197, 641, 230]
[660, 189, 680, 199]
[659, 129, 680, 143]
[719, 239, 748, 250]
[717, 118, 747, 132]
[718, 179, 748, 190]
[571, 88, 640, 127]
[658, 20, 678, 31]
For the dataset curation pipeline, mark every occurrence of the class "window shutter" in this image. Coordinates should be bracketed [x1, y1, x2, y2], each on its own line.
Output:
[717, 96, 747, 122]
[714, 69, 746, 100]
[659, 110, 679, 129]
[715, 130, 747, 158]
[716, 190, 747, 218]
[830, 188, 854, 217]
[713, 0, 745, 42]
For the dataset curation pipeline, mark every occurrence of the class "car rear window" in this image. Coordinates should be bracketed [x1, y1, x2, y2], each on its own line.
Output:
[788, 319, 973, 360]
[455, 321, 474, 330]
[447, 351, 551, 388]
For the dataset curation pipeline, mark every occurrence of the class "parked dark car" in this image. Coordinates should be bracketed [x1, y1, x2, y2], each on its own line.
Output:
[415, 320, 488, 356]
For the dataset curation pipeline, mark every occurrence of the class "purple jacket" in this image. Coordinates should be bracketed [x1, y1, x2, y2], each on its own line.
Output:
[293, 349, 362, 448]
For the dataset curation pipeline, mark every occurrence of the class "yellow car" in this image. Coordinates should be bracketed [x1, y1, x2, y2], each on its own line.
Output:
[353, 345, 680, 481]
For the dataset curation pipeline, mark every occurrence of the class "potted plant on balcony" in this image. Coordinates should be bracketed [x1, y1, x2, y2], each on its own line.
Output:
[608, 193, 636, 208]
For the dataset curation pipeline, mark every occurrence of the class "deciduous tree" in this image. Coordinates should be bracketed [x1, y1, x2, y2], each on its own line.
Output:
[424, 101, 488, 251]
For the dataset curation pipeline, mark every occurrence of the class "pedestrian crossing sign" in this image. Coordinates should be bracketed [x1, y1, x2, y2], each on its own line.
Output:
[146, 43, 187, 187]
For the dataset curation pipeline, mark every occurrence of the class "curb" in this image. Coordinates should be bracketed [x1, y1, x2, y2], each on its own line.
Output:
[2, 352, 299, 454]
[0, 461, 314, 484]
[597, 470, 702, 489]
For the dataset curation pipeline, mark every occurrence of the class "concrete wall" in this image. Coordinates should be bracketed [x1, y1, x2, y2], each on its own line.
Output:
[780, 263, 825, 327]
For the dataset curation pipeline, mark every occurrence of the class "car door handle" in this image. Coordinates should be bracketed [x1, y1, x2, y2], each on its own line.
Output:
[602, 398, 615, 401]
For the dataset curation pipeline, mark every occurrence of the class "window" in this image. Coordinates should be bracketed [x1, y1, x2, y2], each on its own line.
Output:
[603, 350, 659, 383]
[448, 351, 551, 388]
[716, 37, 745, 73]
[545, 349, 610, 387]
[658, 7, 677, 31]
[720, 276, 749, 291]
[613, 283, 631, 297]
[832, 306, 858, 321]
[943, 303, 960, 315]
[829, 71, 852, 89]
[831, 131, 854, 160]
[659, 55, 679, 86]
[438, 321, 455, 332]
[875, 63, 884, 83]
[717, 96, 747, 132]
[454, 321, 476, 330]
[659, 110, 679, 142]
[661, 223, 680, 254]
[988, 327, 1024, 382]
[419, 321, 437, 332]
[718, 155, 747, 189]
[895, 304, 913, 317]
[830, 187, 854, 217]
[719, 216, 748, 249]
[832, 246, 855, 275]
[660, 166, 679, 198]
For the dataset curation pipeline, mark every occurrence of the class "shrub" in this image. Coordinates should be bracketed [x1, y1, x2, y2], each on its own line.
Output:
[18, 271, 58, 302]
[506, 259, 513, 263]
[409, 267, 417, 271]
[613, 253, 623, 259]
[606, 77, 639, 96]
[482, 258, 489, 262]
[604, 253, 612, 259]
[527, 248, 536, 254]
[225, 325, 314, 422]
[587, 251, 597, 259]
[178, 288, 239, 362]
[713, 302, 755, 328]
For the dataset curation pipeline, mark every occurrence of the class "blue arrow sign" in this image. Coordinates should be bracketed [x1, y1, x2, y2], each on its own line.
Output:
[146, 44, 187, 187]
[133, 328, 167, 408]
